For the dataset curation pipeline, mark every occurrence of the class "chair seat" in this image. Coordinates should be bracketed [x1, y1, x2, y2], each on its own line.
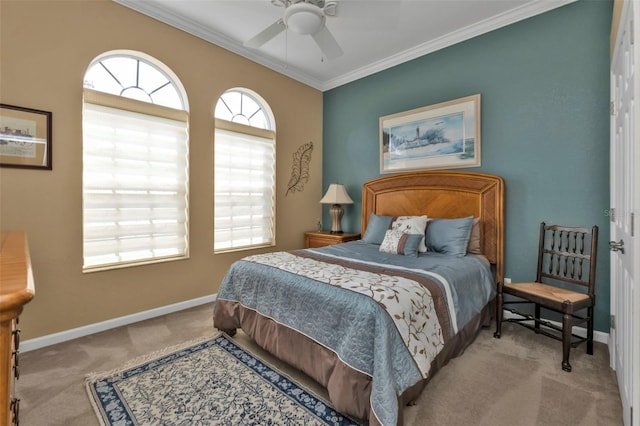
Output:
[504, 282, 590, 304]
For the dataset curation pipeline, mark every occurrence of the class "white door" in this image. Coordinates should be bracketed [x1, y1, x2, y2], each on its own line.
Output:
[610, 2, 639, 425]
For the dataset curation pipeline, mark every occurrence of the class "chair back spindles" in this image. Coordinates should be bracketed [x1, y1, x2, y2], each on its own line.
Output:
[539, 223, 597, 294]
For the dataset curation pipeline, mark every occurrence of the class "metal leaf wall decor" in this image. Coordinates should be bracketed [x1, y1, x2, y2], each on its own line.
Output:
[286, 141, 313, 196]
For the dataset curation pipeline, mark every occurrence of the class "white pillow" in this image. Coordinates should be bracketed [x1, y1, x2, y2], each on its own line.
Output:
[379, 228, 423, 257]
[391, 215, 428, 252]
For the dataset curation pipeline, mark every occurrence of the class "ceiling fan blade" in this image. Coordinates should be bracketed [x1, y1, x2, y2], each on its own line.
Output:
[311, 26, 343, 60]
[244, 19, 286, 48]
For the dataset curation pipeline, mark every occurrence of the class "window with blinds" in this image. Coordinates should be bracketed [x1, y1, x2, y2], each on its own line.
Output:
[214, 89, 275, 253]
[82, 53, 189, 271]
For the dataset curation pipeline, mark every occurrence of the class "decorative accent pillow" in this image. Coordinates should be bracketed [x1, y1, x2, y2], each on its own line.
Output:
[379, 228, 423, 257]
[391, 215, 428, 252]
[467, 217, 482, 254]
[362, 213, 394, 245]
[425, 216, 474, 257]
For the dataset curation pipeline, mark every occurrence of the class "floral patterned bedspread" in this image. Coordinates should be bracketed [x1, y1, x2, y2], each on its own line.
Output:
[215, 241, 498, 426]
[245, 251, 445, 378]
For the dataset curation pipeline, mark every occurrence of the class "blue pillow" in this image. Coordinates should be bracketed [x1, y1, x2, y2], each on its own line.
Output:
[425, 216, 474, 257]
[379, 229, 423, 257]
[362, 213, 393, 244]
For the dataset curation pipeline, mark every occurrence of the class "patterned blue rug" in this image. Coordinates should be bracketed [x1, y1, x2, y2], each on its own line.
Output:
[86, 332, 359, 425]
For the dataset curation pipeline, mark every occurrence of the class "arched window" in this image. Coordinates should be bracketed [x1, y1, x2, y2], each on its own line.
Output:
[82, 51, 189, 271]
[214, 89, 276, 252]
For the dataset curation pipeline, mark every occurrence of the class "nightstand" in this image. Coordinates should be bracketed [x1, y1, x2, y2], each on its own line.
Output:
[304, 230, 361, 248]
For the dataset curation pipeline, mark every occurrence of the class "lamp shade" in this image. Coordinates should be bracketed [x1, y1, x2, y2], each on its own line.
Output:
[320, 184, 353, 205]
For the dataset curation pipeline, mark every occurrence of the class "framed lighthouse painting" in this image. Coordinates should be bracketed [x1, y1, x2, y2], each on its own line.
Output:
[379, 94, 480, 173]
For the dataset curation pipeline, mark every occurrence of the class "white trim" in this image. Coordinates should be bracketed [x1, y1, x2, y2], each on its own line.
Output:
[503, 310, 609, 346]
[112, 0, 324, 89]
[20, 297, 609, 354]
[21, 294, 217, 353]
[113, 0, 576, 91]
[323, 0, 577, 91]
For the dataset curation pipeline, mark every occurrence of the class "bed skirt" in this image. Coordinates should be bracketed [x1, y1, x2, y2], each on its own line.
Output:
[213, 298, 494, 426]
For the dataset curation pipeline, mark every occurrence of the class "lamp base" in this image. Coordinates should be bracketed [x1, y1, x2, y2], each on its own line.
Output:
[328, 204, 344, 234]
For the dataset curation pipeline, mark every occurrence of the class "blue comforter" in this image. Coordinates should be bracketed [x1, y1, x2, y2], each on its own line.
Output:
[215, 240, 495, 425]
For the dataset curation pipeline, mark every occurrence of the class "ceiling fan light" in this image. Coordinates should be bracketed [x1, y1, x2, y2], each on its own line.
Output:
[284, 3, 325, 35]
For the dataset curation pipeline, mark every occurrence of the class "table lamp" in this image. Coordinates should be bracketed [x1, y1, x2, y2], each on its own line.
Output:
[320, 183, 353, 234]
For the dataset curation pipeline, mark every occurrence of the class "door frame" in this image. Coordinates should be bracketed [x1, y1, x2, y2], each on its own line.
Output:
[610, 1, 639, 425]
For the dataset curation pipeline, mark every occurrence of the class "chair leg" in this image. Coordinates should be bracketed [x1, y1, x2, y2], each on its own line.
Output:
[534, 303, 541, 333]
[587, 306, 594, 355]
[562, 312, 572, 372]
[494, 284, 503, 338]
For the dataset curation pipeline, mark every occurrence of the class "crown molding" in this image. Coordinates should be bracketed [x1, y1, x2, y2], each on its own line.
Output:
[112, 0, 325, 90]
[113, 0, 576, 92]
[321, 0, 577, 91]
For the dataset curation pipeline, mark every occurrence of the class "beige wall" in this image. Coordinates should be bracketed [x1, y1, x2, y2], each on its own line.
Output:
[0, 0, 323, 340]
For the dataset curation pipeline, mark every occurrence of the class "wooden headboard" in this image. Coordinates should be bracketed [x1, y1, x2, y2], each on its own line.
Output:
[362, 171, 505, 284]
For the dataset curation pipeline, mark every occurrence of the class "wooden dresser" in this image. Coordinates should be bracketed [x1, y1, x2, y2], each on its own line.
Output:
[0, 231, 35, 426]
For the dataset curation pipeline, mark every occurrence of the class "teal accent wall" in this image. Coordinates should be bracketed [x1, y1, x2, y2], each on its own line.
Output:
[322, 1, 613, 332]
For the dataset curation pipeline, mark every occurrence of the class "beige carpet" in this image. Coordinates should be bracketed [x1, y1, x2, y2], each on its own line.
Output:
[18, 303, 622, 425]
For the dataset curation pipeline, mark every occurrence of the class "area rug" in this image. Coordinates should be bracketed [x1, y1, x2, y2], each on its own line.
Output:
[86, 332, 359, 425]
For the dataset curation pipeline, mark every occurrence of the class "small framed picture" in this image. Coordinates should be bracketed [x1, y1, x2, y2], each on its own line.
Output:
[380, 94, 480, 173]
[0, 104, 52, 170]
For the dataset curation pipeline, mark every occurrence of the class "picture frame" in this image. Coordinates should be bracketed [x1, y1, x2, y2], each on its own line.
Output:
[0, 103, 52, 170]
[380, 94, 480, 174]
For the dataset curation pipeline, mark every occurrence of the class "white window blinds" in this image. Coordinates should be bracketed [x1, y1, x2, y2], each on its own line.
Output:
[214, 120, 275, 252]
[83, 91, 189, 271]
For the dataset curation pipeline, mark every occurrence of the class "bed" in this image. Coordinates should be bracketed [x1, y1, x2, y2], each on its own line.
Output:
[213, 171, 504, 426]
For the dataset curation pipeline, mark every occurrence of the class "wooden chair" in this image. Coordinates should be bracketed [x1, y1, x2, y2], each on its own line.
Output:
[494, 222, 598, 372]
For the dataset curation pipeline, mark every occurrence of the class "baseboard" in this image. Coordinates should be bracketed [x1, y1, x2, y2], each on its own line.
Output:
[503, 310, 609, 345]
[21, 299, 609, 353]
[21, 294, 217, 353]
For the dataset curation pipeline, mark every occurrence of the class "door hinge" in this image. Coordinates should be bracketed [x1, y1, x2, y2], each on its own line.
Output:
[610, 101, 615, 116]
[610, 207, 615, 222]
[631, 212, 635, 237]
[611, 315, 616, 330]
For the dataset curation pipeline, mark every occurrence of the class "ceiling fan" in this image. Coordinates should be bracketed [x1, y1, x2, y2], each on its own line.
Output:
[244, 0, 343, 60]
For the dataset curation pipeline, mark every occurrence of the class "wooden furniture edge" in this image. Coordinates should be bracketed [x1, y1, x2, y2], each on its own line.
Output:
[0, 231, 35, 322]
[1, 230, 35, 426]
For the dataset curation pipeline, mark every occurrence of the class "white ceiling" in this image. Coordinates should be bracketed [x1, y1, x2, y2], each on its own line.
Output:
[113, 0, 574, 92]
